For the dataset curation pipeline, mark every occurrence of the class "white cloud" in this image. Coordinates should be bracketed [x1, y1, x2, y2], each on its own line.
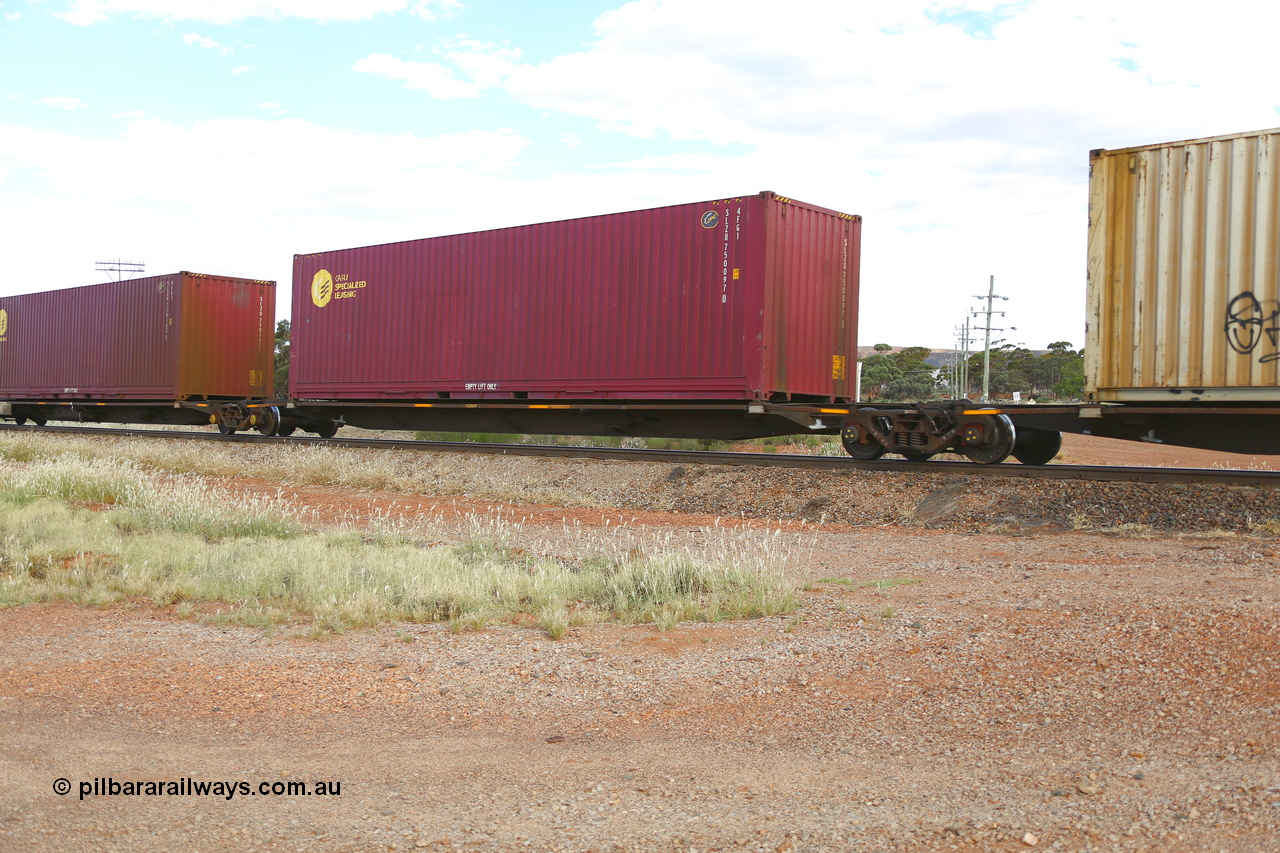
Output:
[0, 118, 529, 307]
[182, 32, 231, 55]
[231, 65, 251, 75]
[55, 0, 461, 26]
[4, 11, 21, 20]
[0, 118, 529, 207]
[605, 152, 722, 172]
[348, 0, 1280, 347]
[257, 101, 285, 115]
[354, 39, 520, 99]
[353, 54, 483, 99]
[445, 39, 520, 87]
[39, 96, 87, 109]
[21, 0, 1280, 349]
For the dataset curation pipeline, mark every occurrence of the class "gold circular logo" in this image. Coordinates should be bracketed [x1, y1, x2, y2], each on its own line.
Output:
[0, 308, 7, 337]
[311, 270, 333, 308]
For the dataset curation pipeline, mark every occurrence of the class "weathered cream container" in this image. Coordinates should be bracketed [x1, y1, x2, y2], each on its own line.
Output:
[1086, 127, 1280, 401]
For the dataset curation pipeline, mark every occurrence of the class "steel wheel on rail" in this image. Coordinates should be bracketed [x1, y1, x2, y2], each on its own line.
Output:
[276, 424, 296, 437]
[899, 450, 935, 462]
[254, 406, 281, 437]
[313, 420, 338, 439]
[31, 418, 47, 427]
[840, 422, 886, 460]
[1012, 428, 1062, 465]
[963, 414, 1016, 464]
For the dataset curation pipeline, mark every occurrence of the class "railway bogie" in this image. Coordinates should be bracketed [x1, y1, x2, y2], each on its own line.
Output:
[838, 404, 1024, 464]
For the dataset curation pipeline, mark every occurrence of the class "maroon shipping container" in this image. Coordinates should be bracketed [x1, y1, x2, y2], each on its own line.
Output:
[0, 272, 275, 401]
[291, 192, 860, 403]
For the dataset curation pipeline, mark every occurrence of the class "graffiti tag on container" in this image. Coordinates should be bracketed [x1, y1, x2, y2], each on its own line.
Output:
[1225, 292, 1280, 363]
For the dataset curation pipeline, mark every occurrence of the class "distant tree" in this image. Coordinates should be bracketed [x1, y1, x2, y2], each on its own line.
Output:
[1054, 353, 1085, 400]
[859, 353, 902, 400]
[273, 319, 290, 395]
[881, 370, 937, 401]
[872, 342, 893, 353]
[965, 344, 1033, 399]
[892, 345, 933, 372]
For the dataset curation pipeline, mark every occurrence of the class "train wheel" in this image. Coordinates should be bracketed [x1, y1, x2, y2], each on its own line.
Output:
[900, 451, 935, 462]
[276, 424, 296, 437]
[14, 417, 27, 425]
[1012, 428, 1062, 465]
[313, 420, 338, 439]
[963, 415, 1016, 464]
[840, 424, 886, 460]
[31, 418, 47, 427]
[255, 406, 281, 437]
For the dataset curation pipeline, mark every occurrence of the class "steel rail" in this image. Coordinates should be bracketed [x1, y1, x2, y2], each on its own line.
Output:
[3, 423, 1279, 488]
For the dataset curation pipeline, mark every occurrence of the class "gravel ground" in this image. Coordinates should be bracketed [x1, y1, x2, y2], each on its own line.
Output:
[1, 436, 1278, 852]
[115, 434, 1280, 534]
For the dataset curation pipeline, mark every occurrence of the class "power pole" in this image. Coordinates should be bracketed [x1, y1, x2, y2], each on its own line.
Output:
[95, 259, 145, 281]
[972, 275, 1014, 403]
[952, 319, 973, 399]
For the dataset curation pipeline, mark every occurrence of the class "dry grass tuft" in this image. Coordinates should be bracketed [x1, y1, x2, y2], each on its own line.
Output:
[0, 450, 800, 635]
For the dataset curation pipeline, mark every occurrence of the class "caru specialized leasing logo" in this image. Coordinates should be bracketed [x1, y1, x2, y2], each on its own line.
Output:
[0, 308, 8, 338]
[311, 270, 333, 308]
[701, 210, 719, 229]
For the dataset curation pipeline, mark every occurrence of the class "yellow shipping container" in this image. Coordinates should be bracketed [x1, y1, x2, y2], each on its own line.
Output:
[1086, 127, 1280, 401]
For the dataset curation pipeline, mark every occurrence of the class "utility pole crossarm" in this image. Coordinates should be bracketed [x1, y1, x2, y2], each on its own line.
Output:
[972, 275, 1013, 404]
[95, 259, 146, 281]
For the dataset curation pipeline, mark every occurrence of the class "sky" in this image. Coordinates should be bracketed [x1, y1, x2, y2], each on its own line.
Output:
[2, 0, 1279, 351]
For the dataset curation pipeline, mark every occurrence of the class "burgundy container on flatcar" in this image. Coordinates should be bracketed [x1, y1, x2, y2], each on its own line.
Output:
[0, 272, 275, 400]
[291, 192, 859, 402]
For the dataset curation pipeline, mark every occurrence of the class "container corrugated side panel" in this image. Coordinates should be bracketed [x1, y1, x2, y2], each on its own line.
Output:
[176, 273, 275, 398]
[1087, 127, 1280, 401]
[761, 195, 860, 399]
[291, 197, 762, 400]
[0, 275, 178, 399]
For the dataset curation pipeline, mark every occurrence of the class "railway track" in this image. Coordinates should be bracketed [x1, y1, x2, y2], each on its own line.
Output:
[4, 423, 1280, 488]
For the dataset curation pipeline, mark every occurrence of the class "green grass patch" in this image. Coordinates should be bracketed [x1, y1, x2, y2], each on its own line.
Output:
[860, 578, 919, 593]
[0, 454, 799, 635]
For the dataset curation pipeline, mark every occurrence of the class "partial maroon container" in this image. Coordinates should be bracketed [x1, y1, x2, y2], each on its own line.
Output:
[0, 272, 275, 400]
[291, 191, 859, 402]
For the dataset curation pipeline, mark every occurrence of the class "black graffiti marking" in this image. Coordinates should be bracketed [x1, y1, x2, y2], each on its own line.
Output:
[1225, 291, 1280, 359]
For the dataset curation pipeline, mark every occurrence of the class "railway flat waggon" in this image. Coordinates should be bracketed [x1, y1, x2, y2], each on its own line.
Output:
[843, 126, 1280, 462]
[0, 272, 279, 433]
[288, 191, 862, 441]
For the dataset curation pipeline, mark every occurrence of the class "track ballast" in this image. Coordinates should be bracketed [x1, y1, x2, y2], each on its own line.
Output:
[2, 423, 1278, 488]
